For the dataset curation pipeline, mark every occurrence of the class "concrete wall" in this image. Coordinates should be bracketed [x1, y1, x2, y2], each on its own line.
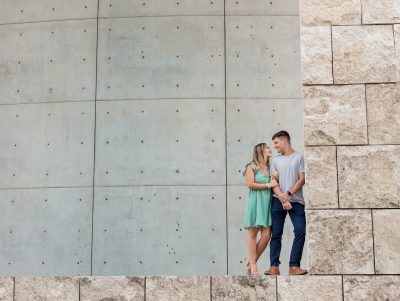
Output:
[0, 1, 305, 276]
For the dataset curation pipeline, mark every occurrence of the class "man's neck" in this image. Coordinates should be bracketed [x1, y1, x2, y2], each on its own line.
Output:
[282, 147, 295, 156]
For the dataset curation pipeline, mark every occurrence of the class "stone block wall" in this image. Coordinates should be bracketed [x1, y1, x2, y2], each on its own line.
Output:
[1, 275, 399, 300]
[300, 0, 400, 275]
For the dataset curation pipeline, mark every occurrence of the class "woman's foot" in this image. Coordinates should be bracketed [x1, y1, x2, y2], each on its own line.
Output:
[246, 262, 251, 275]
[250, 263, 260, 276]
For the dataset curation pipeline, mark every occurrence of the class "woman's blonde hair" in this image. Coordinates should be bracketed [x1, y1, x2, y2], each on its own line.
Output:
[246, 143, 270, 172]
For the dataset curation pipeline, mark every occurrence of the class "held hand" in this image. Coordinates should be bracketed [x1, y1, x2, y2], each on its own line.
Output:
[271, 171, 279, 179]
[282, 201, 292, 210]
[279, 192, 289, 202]
[269, 179, 278, 188]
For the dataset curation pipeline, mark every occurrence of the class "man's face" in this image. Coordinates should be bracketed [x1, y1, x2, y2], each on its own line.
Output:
[273, 137, 285, 154]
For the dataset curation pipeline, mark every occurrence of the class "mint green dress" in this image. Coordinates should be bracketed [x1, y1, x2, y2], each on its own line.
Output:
[244, 163, 272, 229]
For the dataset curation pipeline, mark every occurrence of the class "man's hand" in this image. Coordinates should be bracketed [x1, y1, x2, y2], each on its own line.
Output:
[282, 200, 292, 210]
[279, 192, 289, 203]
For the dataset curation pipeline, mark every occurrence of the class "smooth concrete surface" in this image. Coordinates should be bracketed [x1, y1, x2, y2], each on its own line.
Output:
[0, 1, 304, 276]
[0, 188, 92, 276]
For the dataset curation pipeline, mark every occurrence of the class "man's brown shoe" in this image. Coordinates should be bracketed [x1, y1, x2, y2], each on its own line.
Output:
[264, 266, 280, 275]
[289, 267, 308, 275]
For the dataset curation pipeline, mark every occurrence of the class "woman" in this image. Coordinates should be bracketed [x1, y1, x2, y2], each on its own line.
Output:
[244, 143, 278, 275]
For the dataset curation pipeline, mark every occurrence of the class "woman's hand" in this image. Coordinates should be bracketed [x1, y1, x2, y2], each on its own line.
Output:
[269, 179, 278, 188]
[271, 171, 279, 179]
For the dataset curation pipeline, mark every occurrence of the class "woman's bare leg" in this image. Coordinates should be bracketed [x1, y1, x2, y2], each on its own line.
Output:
[246, 226, 271, 271]
[247, 227, 260, 275]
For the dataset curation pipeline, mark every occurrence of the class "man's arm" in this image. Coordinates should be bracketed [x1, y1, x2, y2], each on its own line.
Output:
[289, 172, 305, 194]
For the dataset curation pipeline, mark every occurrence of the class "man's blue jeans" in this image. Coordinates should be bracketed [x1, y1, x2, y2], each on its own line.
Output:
[270, 196, 306, 267]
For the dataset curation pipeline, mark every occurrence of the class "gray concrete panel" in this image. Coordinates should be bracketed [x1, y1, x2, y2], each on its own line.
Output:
[226, 16, 301, 99]
[0, 187, 92, 276]
[227, 99, 304, 185]
[0, 20, 96, 104]
[99, 0, 224, 17]
[226, 0, 299, 16]
[0, 0, 98, 24]
[227, 186, 308, 275]
[97, 17, 224, 100]
[95, 99, 225, 186]
[92, 186, 226, 276]
[0, 102, 95, 189]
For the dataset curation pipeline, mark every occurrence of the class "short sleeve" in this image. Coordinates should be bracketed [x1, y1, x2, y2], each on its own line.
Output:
[270, 158, 276, 173]
[299, 153, 305, 173]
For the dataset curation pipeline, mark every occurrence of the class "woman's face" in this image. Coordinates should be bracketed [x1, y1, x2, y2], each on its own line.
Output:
[263, 147, 272, 160]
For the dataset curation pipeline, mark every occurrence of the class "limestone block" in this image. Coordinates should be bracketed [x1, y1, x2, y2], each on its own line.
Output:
[211, 276, 276, 301]
[304, 147, 338, 208]
[366, 84, 400, 144]
[146, 276, 209, 301]
[0, 277, 13, 301]
[15, 277, 79, 301]
[361, 0, 400, 24]
[344, 276, 400, 300]
[332, 25, 396, 84]
[300, 0, 361, 25]
[225, 0, 298, 15]
[393, 25, 400, 87]
[373, 210, 400, 274]
[300, 26, 333, 85]
[277, 276, 342, 301]
[99, 0, 224, 17]
[307, 210, 374, 274]
[303, 85, 367, 145]
[338, 146, 400, 208]
[80, 277, 144, 301]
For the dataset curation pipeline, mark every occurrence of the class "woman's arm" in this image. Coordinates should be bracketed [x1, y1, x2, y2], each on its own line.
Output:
[246, 165, 268, 190]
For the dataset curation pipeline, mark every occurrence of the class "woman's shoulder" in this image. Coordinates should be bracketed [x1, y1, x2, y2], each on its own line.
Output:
[243, 161, 257, 176]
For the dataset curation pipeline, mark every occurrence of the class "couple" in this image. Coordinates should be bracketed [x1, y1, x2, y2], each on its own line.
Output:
[243, 130, 307, 276]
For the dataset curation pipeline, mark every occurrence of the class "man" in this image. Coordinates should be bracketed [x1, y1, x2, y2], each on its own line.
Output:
[265, 130, 307, 275]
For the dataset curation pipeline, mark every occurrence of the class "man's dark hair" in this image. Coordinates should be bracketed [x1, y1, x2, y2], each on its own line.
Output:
[272, 130, 291, 143]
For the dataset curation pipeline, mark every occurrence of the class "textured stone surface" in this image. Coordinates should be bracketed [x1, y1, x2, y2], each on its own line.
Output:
[308, 210, 374, 274]
[80, 276, 144, 301]
[366, 84, 400, 144]
[278, 276, 342, 301]
[373, 210, 400, 274]
[338, 146, 400, 208]
[212, 276, 276, 301]
[395, 25, 400, 81]
[0, 277, 13, 301]
[361, 0, 400, 24]
[344, 276, 400, 300]
[146, 276, 209, 301]
[332, 25, 396, 84]
[300, 26, 333, 85]
[300, 0, 361, 25]
[15, 277, 79, 301]
[304, 147, 338, 208]
[303, 85, 367, 145]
